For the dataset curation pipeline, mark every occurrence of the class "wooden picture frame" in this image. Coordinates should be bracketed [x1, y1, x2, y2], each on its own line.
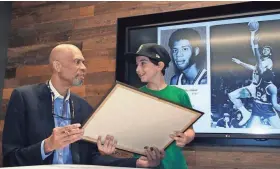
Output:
[82, 82, 203, 155]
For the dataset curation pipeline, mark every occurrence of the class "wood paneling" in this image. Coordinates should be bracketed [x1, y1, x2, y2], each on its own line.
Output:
[4, 78, 19, 88]
[12, 1, 50, 9]
[183, 146, 280, 169]
[71, 85, 86, 98]
[82, 34, 116, 50]
[86, 58, 116, 73]
[16, 65, 51, 78]
[7, 41, 82, 68]
[82, 48, 116, 60]
[85, 84, 113, 97]
[2, 1, 279, 169]
[1, 100, 9, 119]
[18, 75, 50, 86]
[84, 72, 115, 85]
[2, 88, 13, 100]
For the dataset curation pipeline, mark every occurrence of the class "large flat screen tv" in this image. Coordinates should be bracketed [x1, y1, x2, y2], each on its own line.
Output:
[116, 2, 280, 146]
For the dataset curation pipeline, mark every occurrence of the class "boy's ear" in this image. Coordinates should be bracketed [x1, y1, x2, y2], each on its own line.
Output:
[194, 47, 200, 56]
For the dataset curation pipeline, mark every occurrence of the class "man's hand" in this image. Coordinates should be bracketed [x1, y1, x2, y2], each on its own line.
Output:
[232, 58, 241, 64]
[97, 135, 117, 155]
[44, 123, 84, 153]
[136, 147, 165, 168]
[170, 128, 195, 147]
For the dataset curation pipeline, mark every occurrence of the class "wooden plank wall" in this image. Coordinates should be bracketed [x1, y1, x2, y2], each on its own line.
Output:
[1, 1, 280, 168]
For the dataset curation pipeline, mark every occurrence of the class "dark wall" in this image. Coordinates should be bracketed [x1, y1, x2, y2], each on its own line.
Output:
[0, 2, 12, 119]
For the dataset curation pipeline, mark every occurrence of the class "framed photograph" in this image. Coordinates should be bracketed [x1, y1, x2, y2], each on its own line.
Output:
[82, 82, 203, 155]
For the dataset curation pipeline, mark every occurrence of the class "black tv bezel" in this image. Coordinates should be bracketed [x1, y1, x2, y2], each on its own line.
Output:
[115, 2, 280, 147]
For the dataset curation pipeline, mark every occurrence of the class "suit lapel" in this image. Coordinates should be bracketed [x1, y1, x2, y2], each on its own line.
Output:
[70, 95, 81, 125]
[70, 94, 81, 164]
[37, 83, 55, 140]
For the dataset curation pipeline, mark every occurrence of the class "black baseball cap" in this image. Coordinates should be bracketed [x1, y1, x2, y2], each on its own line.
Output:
[125, 43, 171, 67]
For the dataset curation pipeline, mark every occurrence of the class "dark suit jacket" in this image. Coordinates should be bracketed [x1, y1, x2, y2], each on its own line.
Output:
[2, 83, 137, 167]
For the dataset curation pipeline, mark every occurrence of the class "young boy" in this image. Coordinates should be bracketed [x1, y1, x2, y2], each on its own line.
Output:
[125, 43, 196, 169]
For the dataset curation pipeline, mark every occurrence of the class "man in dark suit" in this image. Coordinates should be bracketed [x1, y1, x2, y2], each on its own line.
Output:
[2, 44, 164, 167]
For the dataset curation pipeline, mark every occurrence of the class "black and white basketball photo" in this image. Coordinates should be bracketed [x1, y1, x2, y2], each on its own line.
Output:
[210, 17, 280, 130]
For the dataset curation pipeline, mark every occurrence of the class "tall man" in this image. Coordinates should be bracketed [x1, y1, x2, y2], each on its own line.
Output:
[2, 44, 163, 167]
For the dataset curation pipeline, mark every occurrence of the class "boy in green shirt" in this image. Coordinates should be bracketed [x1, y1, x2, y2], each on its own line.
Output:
[99, 43, 195, 169]
[125, 43, 195, 169]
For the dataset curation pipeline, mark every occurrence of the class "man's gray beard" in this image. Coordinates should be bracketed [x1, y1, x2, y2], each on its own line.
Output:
[72, 78, 83, 86]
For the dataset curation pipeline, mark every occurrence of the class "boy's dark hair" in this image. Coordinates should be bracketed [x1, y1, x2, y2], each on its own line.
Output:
[149, 58, 167, 75]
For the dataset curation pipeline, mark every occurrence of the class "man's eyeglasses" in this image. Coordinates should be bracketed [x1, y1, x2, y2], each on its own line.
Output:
[51, 98, 75, 121]
[47, 80, 75, 121]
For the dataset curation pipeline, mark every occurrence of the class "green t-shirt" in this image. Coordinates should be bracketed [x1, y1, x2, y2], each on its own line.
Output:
[134, 85, 192, 169]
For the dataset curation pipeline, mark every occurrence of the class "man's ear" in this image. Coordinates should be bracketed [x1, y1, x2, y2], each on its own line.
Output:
[194, 47, 200, 56]
[158, 61, 165, 71]
[53, 60, 61, 72]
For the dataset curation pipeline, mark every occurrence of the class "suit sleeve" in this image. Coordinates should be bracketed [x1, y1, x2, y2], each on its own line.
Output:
[91, 153, 137, 167]
[2, 89, 44, 166]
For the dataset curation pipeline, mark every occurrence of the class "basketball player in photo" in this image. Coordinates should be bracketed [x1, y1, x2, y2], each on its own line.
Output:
[248, 69, 280, 129]
[168, 28, 207, 85]
[228, 21, 274, 126]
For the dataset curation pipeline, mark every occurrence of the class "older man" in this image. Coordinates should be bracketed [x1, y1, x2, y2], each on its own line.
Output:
[2, 44, 164, 167]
